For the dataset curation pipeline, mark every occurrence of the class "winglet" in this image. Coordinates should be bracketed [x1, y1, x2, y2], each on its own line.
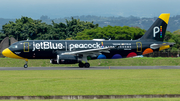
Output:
[159, 13, 170, 24]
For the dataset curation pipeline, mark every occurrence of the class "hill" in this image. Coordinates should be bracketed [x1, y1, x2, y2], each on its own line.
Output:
[1, 15, 180, 32]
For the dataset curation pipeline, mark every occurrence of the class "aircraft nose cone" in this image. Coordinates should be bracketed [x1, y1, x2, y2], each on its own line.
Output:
[2, 48, 10, 57]
[2, 48, 26, 59]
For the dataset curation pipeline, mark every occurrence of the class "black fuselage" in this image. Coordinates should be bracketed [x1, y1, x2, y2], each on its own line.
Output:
[9, 40, 161, 59]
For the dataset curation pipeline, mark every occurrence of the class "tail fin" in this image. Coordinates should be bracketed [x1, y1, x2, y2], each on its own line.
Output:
[140, 13, 170, 41]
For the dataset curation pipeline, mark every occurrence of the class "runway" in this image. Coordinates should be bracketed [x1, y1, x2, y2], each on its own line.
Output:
[0, 66, 180, 70]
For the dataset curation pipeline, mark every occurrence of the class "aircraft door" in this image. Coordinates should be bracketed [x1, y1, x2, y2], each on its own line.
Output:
[136, 42, 142, 52]
[24, 42, 29, 52]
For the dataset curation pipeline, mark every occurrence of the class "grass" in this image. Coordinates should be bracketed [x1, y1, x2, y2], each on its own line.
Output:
[1, 98, 180, 101]
[0, 69, 180, 96]
[1, 57, 180, 99]
[1, 57, 180, 67]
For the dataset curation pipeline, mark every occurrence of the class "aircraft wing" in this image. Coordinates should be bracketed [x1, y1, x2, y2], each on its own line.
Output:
[61, 47, 112, 56]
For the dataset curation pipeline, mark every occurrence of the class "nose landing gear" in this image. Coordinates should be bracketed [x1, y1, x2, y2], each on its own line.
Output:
[24, 59, 28, 68]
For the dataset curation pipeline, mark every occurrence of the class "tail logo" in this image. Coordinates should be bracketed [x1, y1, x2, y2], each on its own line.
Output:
[153, 26, 162, 38]
[160, 26, 162, 38]
[101, 42, 104, 48]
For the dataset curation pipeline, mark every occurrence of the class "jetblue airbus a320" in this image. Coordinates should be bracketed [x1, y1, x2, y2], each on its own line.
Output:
[2, 13, 174, 68]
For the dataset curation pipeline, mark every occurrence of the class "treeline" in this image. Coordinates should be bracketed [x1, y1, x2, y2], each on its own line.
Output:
[0, 16, 146, 42]
[1, 16, 180, 51]
[75, 26, 145, 40]
[0, 17, 98, 41]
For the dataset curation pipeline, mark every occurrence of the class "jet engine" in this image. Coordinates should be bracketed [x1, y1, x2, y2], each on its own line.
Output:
[50, 55, 78, 64]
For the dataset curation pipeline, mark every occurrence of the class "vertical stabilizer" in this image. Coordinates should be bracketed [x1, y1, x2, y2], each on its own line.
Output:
[140, 13, 170, 41]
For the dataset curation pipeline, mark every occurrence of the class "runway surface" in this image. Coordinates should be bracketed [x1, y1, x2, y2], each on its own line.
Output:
[0, 66, 180, 70]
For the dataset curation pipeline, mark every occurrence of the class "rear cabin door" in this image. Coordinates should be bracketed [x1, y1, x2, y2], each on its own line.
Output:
[136, 42, 142, 52]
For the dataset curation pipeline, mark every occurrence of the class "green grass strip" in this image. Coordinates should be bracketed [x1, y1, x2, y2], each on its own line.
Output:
[0, 98, 180, 101]
[0, 57, 180, 67]
[0, 70, 180, 96]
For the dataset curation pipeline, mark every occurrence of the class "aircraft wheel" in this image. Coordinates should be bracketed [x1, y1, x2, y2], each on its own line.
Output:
[24, 64, 28, 68]
[79, 62, 84, 68]
[84, 63, 90, 68]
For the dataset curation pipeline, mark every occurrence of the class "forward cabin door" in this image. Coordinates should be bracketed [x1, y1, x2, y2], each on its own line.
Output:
[136, 42, 142, 52]
[24, 42, 29, 52]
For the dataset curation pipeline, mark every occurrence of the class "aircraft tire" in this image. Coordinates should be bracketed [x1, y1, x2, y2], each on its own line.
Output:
[78, 62, 84, 68]
[84, 63, 90, 68]
[24, 64, 28, 68]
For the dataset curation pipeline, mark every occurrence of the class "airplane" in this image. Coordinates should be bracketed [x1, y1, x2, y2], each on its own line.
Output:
[1, 13, 174, 68]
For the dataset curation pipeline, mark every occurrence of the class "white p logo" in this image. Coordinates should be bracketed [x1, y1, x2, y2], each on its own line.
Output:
[153, 26, 160, 37]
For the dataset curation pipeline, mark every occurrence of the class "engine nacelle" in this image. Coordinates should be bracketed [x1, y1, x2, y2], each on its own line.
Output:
[58, 59, 78, 64]
[50, 55, 78, 64]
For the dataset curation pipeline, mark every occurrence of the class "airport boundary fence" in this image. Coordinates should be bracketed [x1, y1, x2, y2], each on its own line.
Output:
[145, 51, 179, 57]
[0, 53, 3, 58]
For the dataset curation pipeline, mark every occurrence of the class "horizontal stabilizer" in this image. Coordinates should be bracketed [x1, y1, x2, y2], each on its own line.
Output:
[150, 43, 175, 49]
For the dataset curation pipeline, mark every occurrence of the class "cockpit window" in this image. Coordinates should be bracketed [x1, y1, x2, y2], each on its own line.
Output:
[9, 45, 18, 48]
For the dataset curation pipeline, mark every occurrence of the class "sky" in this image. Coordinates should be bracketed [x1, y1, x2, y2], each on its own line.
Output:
[0, 0, 180, 19]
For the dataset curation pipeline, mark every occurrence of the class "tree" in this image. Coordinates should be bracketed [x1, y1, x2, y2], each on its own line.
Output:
[1, 16, 99, 41]
[2, 17, 52, 40]
[65, 17, 98, 38]
[75, 25, 145, 40]
[164, 31, 174, 42]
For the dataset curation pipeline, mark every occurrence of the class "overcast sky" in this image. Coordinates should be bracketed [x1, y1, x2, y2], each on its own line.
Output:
[0, 0, 180, 19]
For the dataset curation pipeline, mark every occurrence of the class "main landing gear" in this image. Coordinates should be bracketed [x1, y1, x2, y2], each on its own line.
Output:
[24, 59, 28, 68]
[78, 55, 90, 68]
[78, 62, 90, 68]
